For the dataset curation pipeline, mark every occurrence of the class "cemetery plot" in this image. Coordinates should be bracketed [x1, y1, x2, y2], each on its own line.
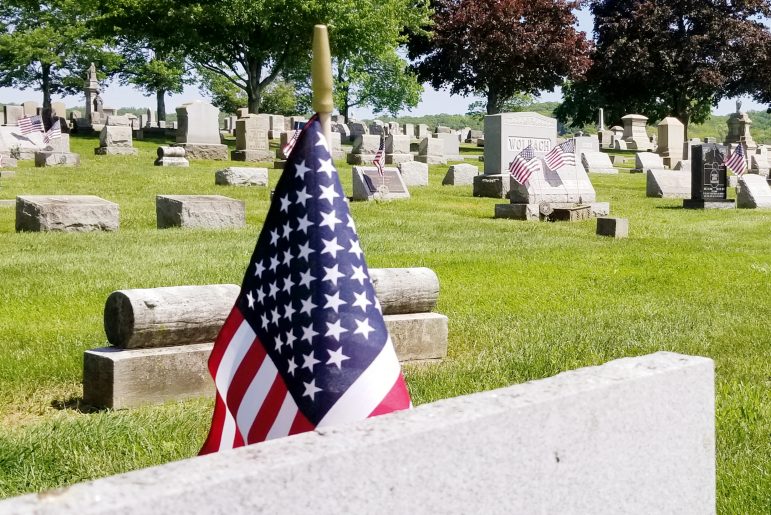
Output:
[351, 166, 410, 201]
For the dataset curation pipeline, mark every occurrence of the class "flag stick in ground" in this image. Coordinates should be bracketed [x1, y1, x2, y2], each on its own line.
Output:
[312, 24, 333, 146]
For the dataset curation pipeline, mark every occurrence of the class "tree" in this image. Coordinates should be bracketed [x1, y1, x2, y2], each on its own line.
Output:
[198, 69, 302, 116]
[556, 0, 771, 133]
[466, 93, 535, 121]
[0, 0, 119, 108]
[100, 0, 429, 114]
[409, 0, 592, 115]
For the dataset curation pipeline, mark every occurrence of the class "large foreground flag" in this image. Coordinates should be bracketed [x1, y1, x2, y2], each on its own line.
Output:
[723, 144, 747, 176]
[18, 115, 43, 135]
[544, 139, 576, 171]
[509, 145, 541, 185]
[200, 116, 411, 455]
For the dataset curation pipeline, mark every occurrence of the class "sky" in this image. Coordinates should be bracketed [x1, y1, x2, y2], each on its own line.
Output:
[0, 7, 765, 118]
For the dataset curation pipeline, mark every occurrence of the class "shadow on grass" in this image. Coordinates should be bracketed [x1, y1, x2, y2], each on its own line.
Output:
[50, 396, 107, 414]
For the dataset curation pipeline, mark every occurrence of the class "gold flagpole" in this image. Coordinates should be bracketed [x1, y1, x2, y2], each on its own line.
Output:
[312, 25, 333, 146]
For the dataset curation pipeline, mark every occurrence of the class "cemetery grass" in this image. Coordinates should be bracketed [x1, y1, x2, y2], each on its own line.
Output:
[0, 139, 769, 512]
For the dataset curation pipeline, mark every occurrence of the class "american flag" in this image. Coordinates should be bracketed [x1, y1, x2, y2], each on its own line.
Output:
[544, 139, 576, 171]
[18, 115, 43, 135]
[200, 115, 411, 455]
[373, 136, 385, 176]
[723, 144, 746, 176]
[43, 120, 62, 145]
[509, 145, 541, 185]
[282, 116, 316, 159]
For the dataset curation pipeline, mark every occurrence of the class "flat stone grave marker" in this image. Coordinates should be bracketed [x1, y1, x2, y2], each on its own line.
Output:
[633, 152, 665, 173]
[16, 195, 119, 232]
[581, 151, 617, 174]
[736, 174, 771, 208]
[352, 166, 410, 201]
[156, 195, 246, 229]
[215, 167, 268, 187]
[646, 170, 691, 198]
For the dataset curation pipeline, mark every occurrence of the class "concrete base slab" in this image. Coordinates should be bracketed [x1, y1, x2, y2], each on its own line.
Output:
[156, 194, 245, 229]
[94, 147, 139, 156]
[154, 157, 189, 167]
[8, 352, 716, 514]
[494, 203, 540, 221]
[0, 157, 18, 168]
[415, 155, 447, 165]
[683, 199, 735, 209]
[231, 149, 275, 162]
[178, 143, 228, 161]
[385, 154, 413, 165]
[34, 152, 80, 167]
[0, 170, 17, 179]
[16, 195, 119, 232]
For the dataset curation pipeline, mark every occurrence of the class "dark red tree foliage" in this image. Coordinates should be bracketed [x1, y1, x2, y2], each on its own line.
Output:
[409, 0, 592, 114]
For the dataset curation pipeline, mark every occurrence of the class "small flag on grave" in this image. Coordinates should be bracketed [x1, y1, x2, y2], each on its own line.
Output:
[43, 120, 62, 145]
[509, 145, 541, 185]
[723, 144, 746, 176]
[544, 139, 576, 171]
[199, 116, 411, 455]
[373, 136, 386, 176]
[282, 117, 316, 159]
[18, 115, 44, 135]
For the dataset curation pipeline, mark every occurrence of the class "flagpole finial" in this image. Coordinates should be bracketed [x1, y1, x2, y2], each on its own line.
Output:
[312, 25, 333, 144]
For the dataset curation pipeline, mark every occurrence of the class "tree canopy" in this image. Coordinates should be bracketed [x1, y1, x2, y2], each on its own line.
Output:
[409, 0, 592, 115]
[556, 0, 771, 131]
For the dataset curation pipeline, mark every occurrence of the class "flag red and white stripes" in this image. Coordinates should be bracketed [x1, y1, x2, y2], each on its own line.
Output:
[373, 137, 385, 176]
[723, 144, 746, 176]
[18, 115, 43, 135]
[509, 145, 541, 185]
[43, 120, 61, 145]
[544, 139, 576, 171]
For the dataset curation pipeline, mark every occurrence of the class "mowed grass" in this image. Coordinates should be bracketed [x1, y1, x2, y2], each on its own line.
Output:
[0, 134, 769, 511]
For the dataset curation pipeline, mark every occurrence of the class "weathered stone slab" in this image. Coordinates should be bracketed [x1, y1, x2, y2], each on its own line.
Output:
[154, 146, 189, 167]
[646, 170, 691, 199]
[156, 195, 245, 229]
[633, 152, 665, 173]
[34, 151, 80, 167]
[0, 156, 18, 169]
[5, 352, 716, 514]
[94, 147, 138, 156]
[736, 174, 771, 208]
[416, 137, 446, 164]
[178, 143, 228, 161]
[494, 203, 540, 221]
[397, 161, 429, 186]
[176, 100, 221, 145]
[750, 154, 770, 177]
[596, 217, 629, 238]
[434, 133, 460, 160]
[215, 167, 268, 187]
[581, 151, 617, 174]
[16, 195, 119, 232]
[352, 167, 410, 201]
[442, 163, 478, 185]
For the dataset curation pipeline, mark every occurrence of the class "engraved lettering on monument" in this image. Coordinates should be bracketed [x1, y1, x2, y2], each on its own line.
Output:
[363, 169, 406, 194]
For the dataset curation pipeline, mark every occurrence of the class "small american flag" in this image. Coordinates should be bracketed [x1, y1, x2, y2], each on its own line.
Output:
[509, 145, 541, 185]
[18, 115, 44, 135]
[43, 120, 62, 144]
[282, 116, 316, 159]
[544, 139, 576, 171]
[723, 144, 746, 176]
[373, 136, 385, 176]
[200, 115, 411, 455]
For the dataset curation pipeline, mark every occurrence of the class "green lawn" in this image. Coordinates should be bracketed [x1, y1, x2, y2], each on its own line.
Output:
[0, 136, 769, 512]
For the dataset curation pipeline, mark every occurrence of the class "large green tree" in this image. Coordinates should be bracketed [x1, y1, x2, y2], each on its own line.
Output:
[0, 0, 118, 108]
[409, 0, 592, 115]
[100, 0, 430, 114]
[556, 0, 771, 132]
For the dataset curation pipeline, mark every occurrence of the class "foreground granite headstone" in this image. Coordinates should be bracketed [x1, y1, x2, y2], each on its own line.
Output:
[156, 195, 245, 229]
[684, 144, 735, 209]
[16, 195, 119, 232]
[352, 166, 410, 201]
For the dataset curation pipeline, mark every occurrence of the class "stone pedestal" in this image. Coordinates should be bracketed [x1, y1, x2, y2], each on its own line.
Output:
[156, 195, 245, 229]
[724, 112, 757, 151]
[621, 114, 653, 151]
[16, 195, 119, 232]
[657, 117, 685, 168]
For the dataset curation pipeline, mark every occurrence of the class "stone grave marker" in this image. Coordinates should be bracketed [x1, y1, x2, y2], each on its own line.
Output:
[736, 174, 771, 208]
[385, 134, 412, 164]
[657, 117, 685, 168]
[268, 115, 284, 139]
[646, 170, 691, 198]
[215, 167, 268, 187]
[3, 105, 23, 126]
[35, 134, 80, 167]
[750, 154, 770, 177]
[175, 100, 228, 160]
[415, 124, 430, 140]
[416, 137, 446, 165]
[349, 121, 368, 141]
[156, 195, 246, 229]
[16, 195, 118, 232]
[683, 144, 735, 209]
[232, 114, 274, 162]
[51, 102, 67, 120]
[94, 116, 138, 155]
[581, 151, 617, 174]
[442, 163, 478, 185]
[154, 146, 189, 167]
[434, 132, 461, 160]
[596, 217, 629, 239]
[403, 123, 414, 139]
[621, 114, 653, 150]
[347, 135, 382, 165]
[435, 126, 451, 134]
[352, 166, 410, 201]
[22, 101, 39, 117]
[398, 161, 429, 186]
[633, 152, 666, 173]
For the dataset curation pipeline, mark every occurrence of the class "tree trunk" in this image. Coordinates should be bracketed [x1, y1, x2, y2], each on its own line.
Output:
[41, 62, 51, 109]
[486, 88, 499, 115]
[156, 90, 166, 121]
[246, 58, 262, 113]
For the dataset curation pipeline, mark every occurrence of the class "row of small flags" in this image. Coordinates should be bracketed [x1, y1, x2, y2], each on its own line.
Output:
[509, 139, 747, 184]
[17, 115, 61, 144]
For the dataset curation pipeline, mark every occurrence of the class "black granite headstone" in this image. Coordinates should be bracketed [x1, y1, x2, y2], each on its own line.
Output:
[683, 143, 735, 209]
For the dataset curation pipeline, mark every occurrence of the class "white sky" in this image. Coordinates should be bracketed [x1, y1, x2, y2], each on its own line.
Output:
[0, 8, 764, 117]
